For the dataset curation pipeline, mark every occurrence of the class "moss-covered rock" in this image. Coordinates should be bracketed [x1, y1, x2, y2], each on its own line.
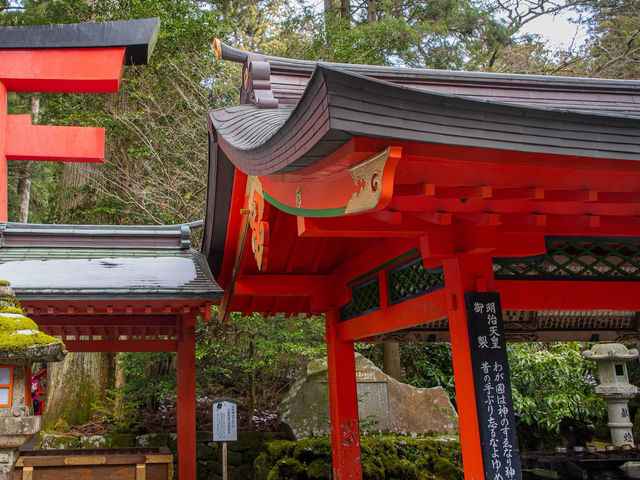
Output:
[197, 442, 215, 460]
[253, 435, 462, 480]
[167, 433, 178, 452]
[0, 307, 63, 352]
[80, 435, 108, 448]
[227, 449, 244, 466]
[135, 433, 169, 447]
[254, 452, 273, 480]
[40, 434, 79, 449]
[228, 464, 252, 480]
[433, 457, 462, 480]
[361, 456, 385, 480]
[274, 458, 305, 479]
[266, 440, 295, 460]
[103, 433, 135, 448]
[307, 459, 331, 479]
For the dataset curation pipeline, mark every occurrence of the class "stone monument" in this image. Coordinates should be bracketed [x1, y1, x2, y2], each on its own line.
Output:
[0, 282, 65, 479]
[583, 343, 638, 447]
[278, 353, 457, 439]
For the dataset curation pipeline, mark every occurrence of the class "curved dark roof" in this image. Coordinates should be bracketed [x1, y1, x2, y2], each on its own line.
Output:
[0, 18, 160, 65]
[209, 64, 640, 175]
[216, 40, 640, 113]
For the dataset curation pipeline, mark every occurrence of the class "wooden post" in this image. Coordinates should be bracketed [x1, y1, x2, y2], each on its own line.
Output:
[0, 81, 7, 222]
[222, 442, 227, 480]
[325, 307, 362, 479]
[177, 314, 196, 480]
[443, 254, 495, 480]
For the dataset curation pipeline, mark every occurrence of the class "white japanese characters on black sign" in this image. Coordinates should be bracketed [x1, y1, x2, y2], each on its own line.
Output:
[466, 292, 522, 480]
[213, 401, 237, 442]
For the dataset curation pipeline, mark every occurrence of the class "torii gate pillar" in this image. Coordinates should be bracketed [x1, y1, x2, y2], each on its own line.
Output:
[0, 81, 6, 220]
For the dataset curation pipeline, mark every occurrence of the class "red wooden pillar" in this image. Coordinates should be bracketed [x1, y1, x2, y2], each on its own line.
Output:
[443, 254, 495, 480]
[326, 307, 363, 479]
[0, 80, 7, 222]
[177, 314, 196, 480]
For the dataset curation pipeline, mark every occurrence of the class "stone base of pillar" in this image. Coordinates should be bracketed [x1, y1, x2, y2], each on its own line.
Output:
[0, 450, 20, 480]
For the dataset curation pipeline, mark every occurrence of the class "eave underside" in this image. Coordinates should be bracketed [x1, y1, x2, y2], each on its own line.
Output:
[204, 134, 640, 342]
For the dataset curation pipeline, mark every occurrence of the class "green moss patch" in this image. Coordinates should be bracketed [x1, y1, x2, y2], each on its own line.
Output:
[0, 307, 63, 351]
[253, 435, 462, 480]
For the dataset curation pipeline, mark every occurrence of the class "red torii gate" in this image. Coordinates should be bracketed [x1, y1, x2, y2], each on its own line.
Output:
[0, 18, 159, 221]
[204, 40, 640, 479]
[0, 19, 220, 480]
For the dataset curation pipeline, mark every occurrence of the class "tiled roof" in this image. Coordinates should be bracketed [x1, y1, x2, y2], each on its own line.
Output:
[0, 222, 222, 300]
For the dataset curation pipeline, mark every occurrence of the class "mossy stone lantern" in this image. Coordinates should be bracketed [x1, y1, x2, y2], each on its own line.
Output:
[583, 343, 639, 447]
[0, 282, 65, 480]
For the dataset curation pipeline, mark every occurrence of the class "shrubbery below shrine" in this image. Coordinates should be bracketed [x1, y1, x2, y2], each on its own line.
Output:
[254, 435, 462, 480]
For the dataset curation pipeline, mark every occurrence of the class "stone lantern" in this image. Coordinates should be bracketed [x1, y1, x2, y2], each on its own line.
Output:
[0, 282, 65, 479]
[583, 343, 638, 447]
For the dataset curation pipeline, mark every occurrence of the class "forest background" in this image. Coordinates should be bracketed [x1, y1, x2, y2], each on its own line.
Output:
[2, 0, 639, 448]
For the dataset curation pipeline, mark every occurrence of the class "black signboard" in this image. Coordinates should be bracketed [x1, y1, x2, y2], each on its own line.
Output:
[465, 292, 522, 480]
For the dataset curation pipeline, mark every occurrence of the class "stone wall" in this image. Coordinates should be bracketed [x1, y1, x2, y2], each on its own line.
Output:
[37, 430, 282, 480]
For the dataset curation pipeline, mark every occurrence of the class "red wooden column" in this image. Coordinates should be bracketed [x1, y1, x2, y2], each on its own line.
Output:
[443, 254, 495, 480]
[177, 313, 196, 479]
[0, 80, 7, 221]
[326, 307, 363, 479]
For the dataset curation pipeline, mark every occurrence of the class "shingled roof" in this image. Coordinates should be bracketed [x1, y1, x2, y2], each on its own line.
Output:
[209, 40, 640, 176]
[0, 222, 222, 300]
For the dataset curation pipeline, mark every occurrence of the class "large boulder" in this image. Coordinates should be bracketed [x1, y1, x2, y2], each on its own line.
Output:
[278, 353, 457, 439]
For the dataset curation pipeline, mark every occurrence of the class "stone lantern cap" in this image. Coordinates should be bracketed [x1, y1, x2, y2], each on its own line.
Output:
[0, 283, 65, 363]
[583, 343, 639, 361]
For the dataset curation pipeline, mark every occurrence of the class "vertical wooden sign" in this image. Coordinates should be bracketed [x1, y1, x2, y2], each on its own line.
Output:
[465, 292, 522, 480]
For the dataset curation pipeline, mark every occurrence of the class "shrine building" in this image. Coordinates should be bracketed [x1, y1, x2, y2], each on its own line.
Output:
[204, 40, 640, 479]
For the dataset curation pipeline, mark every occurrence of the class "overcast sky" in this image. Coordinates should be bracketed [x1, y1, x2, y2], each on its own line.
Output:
[518, 12, 588, 50]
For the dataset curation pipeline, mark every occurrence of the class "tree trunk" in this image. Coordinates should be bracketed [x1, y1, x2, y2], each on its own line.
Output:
[43, 352, 113, 428]
[247, 340, 255, 426]
[15, 96, 38, 223]
[16, 166, 31, 223]
[114, 354, 126, 422]
[340, 0, 350, 20]
[366, 0, 376, 23]
[382, 342, 402, 381]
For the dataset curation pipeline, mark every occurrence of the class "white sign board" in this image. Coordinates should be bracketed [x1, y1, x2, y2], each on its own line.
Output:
[213, 401, 237, 442]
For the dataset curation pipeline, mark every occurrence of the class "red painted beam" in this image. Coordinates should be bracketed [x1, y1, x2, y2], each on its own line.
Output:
[6, 114, 105, 162]
[235, 274, 333, 296]
[0, 48, 125, 93]
[34, 315, 177, 326]
[63, 339, 177, 352]
[339, 288, 447, 341]
[498, 280, 640, 311]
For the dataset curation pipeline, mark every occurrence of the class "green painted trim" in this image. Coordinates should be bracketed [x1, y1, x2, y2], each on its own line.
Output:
[262, 191, 346, 217]
[347, 248, 420, 287]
